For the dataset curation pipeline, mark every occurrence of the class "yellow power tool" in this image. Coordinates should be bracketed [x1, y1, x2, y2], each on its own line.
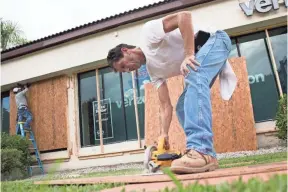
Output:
[143, 137, 182, 173]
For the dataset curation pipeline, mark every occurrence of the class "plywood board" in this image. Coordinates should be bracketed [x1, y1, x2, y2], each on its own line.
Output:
[34, 161, 287, 185]
[144, 76, 186, 153]
[144, 57, 257, 153]
[9, 91, 17, 135]
[10, 76, 68, 151]
[210, 57, 257, 153]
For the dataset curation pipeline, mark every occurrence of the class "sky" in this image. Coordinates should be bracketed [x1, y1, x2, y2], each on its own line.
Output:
[0, 0, 163, 41]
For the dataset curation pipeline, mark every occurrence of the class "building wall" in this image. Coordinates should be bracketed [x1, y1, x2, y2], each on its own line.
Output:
[1, 0, 287, 89]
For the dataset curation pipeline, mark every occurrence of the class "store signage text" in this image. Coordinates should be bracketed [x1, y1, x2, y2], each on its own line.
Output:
[93, 99, 114, 140]
[248, 74, 265, 84]
[239, 0, 288, 16]
[116, 96, 145, 109]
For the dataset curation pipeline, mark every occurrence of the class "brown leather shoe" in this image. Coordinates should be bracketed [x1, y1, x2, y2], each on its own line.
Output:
[170, 149, 219, 174]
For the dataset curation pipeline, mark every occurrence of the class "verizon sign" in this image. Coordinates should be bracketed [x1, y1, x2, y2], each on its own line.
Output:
[239, 0, 288, 16]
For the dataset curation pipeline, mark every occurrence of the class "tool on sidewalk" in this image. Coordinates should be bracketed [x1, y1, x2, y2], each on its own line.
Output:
[16, 122, 44, 176]
[143, 137, 182, 173]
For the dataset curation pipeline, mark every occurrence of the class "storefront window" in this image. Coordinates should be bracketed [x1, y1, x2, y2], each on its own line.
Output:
[135, 65, 151, 139]
[96, 67, 127, 145]
[268, 27, 287, 94]
[78, 67, 148, 147]
[78, 70, 97, 147]
[1, 92, 10, 134]
[78, 65, 151, 147]
[237, 32, 279, 122]
[122, 72, 140, 140]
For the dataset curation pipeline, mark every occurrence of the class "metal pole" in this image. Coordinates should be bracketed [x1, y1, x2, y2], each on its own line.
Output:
[265, 29, 283, 97]
[131, 71, 142, 148]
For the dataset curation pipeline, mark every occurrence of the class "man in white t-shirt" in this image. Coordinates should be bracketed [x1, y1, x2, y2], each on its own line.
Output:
[106, 11, 237, 174]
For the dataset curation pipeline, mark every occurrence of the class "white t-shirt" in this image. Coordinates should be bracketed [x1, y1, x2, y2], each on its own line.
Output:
[139, 18, 237, 101]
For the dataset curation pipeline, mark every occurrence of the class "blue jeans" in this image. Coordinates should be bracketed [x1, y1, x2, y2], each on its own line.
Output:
[176, 30, 232, 158]
[17, 107, 33, 129]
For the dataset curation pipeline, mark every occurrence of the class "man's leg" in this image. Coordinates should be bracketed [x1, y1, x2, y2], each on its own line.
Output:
[172, 30, 232, 173]
[23, 108, 33, 129]
[16, 109, 24, 134]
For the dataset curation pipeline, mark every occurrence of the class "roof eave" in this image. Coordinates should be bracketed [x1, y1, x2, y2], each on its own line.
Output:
[1, 0, 216, 62]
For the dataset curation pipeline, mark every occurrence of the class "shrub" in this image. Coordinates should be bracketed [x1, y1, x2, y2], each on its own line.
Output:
[1, 148, 28, 180]
[1, 133, 32, 180]
[1, 149, 24, 173]
[1, 132, 32, 166]
[275, 94, 287, 141]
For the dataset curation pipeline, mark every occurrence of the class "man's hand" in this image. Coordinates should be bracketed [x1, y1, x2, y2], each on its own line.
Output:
[159, 135, 170, 150]
[180, 55, 200, 77]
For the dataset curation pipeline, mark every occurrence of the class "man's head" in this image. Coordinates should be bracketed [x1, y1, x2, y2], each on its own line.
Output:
[106, 44, 145, 72]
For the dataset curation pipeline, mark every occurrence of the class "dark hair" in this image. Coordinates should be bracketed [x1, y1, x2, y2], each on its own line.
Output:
[106, 44, 136, 69]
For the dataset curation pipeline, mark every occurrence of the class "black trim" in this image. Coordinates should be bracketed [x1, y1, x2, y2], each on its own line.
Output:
[77, 73, 84, 147]
[235, 38, 241, 57]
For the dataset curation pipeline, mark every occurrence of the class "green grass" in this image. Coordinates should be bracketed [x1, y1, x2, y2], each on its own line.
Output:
[218, 151, 287, 168]
[1, 181, 123, 192]
[159, 169, 287, 192]
[1, 152, 287, 192]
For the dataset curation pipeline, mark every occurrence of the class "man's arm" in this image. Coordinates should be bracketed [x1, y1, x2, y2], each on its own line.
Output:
[17, 85, 28, 96]
[162, 11, 200, 75]
[162, 11, 195, 56]
[157, 82, 173, 141]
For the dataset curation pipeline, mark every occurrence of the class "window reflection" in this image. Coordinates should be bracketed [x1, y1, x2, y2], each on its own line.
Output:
[1, 92, 10, 134]
[98, 67, 126, 144]
[268, 27, 287, 94]
[122, 72, 138, 140]
[78, 66, 150, 147]
[135, 65, 151, 139]
[238, 32, 279, 122]
[78, 70, 97, 147]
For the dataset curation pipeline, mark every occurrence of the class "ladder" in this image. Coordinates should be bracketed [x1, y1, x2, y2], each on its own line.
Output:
[16, 122, 44, 176]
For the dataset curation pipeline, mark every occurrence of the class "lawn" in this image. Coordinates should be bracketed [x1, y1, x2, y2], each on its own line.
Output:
[218, 151, 287, 168]
[1, 152, 287, 192]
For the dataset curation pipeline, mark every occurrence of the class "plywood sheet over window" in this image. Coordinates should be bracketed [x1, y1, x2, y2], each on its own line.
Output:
[10, 76, 68, 152]
[144, 75, 186, 153]
[144, 57, 257, 153]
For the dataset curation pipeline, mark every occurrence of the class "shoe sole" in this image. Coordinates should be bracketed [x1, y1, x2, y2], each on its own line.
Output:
[170, 164, 218, 174]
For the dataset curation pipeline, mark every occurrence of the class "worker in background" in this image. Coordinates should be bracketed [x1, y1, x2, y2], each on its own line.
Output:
[13, 84, 33, 130]
[106, 11, 237, 174]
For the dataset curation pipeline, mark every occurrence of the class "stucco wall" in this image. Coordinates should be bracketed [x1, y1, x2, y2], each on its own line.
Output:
[1, 0, 287, 89]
